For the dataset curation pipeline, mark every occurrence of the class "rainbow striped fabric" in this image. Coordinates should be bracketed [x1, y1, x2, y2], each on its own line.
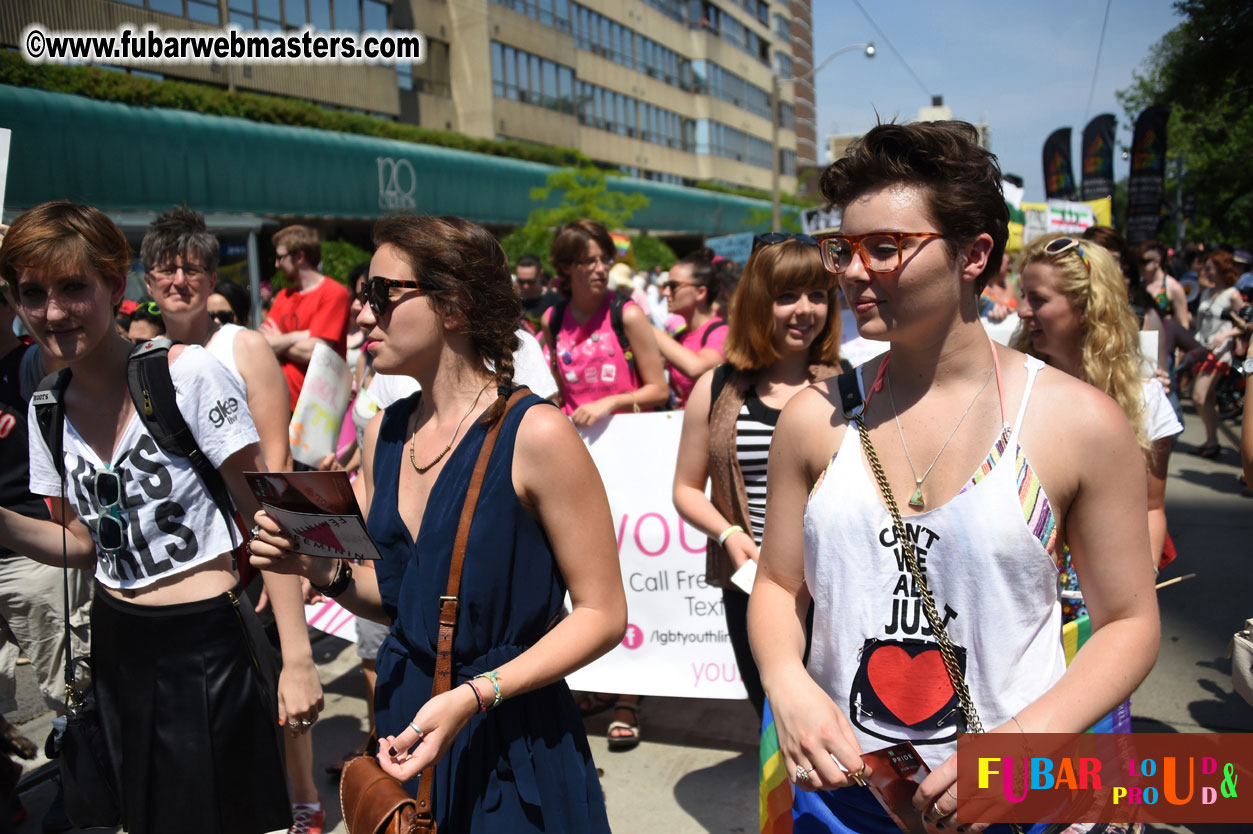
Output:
[759, 699, 793, 834]
[1063, 614, 1133, 733]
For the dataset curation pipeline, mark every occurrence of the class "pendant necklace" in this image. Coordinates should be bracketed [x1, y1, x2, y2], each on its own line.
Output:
[409, 382, 491, 474]
[886, 367, 994, 509]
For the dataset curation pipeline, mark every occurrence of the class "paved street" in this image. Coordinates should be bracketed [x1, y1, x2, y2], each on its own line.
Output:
[6, 402, 1251, 834]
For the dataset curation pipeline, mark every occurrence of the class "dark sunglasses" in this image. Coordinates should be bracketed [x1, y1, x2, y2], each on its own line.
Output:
[752, 232, 819, 253]
[92, 467, 126, 553]
[358, 275, 426, 317]
[209, 309, 236, 325]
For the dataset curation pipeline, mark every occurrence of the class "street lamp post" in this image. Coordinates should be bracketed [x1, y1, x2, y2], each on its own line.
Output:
[771, 42, 875, 232]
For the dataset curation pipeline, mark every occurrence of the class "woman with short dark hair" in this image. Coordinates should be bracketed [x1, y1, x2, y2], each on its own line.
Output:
[0, 201, 308, 834]
[749, 122, 1159, 832]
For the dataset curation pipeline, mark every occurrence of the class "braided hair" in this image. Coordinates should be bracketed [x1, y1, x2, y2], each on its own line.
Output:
[371, 215, 522, 424]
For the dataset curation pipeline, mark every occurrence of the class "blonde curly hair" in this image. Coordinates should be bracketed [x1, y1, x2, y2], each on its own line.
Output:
[1011, 234, 1149, 451]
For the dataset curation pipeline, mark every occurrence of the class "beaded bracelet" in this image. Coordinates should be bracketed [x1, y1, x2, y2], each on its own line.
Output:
[463, 680, 485, 712]
[473, 670, 503, 710]
[718, 525, 744, 547]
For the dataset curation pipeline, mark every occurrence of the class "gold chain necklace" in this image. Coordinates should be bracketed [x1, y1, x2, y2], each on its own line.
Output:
[408, 382, 491, 474]
[885, 368, 993, 509]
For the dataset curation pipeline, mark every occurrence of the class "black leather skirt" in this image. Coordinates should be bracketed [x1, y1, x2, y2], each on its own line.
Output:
[90, 586, 291, 834]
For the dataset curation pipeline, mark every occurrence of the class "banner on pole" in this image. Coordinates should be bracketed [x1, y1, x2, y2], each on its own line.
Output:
[565, 412, 748, 699]
[1080, 114, 1116, 201]
[1042, 127, 1078, 200]
[1126, 106, 1171, 243]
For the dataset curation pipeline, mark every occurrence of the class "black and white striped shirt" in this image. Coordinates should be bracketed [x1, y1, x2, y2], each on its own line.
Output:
[736, 389, 781, 544]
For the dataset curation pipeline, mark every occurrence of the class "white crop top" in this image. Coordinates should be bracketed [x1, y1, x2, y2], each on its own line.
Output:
[28, 347, 259, 590]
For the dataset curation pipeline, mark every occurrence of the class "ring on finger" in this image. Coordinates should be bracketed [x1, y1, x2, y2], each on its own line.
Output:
[795, 764, 813, 783]
[846, 761, 868, 787]
[249, 524, 262, 540]
[409, 721, 424, 738]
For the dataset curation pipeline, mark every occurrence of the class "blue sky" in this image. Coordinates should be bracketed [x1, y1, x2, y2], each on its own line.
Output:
[810, 0, 1183, 202]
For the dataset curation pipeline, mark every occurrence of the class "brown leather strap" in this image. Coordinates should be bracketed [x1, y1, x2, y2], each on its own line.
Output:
[414, 387, 530, 830]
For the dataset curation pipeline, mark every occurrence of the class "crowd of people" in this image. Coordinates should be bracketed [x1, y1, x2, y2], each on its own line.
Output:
[0, 116, 1249, 834]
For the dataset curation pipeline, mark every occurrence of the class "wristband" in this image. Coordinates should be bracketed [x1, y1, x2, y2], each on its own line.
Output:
[473, 670, 503, 710]
[463, 680, 486, 712]
[718, 525, 744, 547]
[310, 559, 352, 598]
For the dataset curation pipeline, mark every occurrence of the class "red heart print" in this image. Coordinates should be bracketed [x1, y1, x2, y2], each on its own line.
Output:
[865, 645, 956, 726]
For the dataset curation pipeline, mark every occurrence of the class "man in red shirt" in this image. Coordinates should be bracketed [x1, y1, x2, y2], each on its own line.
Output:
[260, 225, 352, 410]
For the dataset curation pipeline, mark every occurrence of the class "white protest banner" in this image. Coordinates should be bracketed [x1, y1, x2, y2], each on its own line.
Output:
[803, 206, 842, 234]
[1021, 199, 1098, 245]
[289, 341, 352, 468]
[565, 411, 748, 699]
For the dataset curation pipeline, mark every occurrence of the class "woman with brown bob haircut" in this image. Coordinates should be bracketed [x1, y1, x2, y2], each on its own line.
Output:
[542, 219, 667, 426]
[0, 201, 319, 834]
[672, 235, 843, 720]
[251, 215, 625, 830]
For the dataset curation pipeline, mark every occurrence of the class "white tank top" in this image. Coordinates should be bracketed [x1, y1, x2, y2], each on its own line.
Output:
[204, 323, 245, 387]
[803, 356, 1065, 769]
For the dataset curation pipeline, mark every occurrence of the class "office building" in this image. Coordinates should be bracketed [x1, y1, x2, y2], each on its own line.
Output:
[2, 0, 811, 195]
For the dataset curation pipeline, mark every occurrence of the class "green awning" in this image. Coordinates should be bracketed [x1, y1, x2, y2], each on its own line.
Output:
[1, 85, 798, 234]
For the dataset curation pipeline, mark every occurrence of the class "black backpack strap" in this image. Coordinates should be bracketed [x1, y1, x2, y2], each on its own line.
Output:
[609, 294, 635, 367]
[699, 319, 727, 348]
[30, 369, 80, 695]
[545, 297, 569, 348]
[32, 368, 73, 463]
[836, 368, 865, 423]
[544, 298, 569, 408]
[126, 339, 239, 556]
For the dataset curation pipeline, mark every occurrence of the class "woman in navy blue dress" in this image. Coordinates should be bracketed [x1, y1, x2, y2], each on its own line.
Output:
[251, 215, 626, 831]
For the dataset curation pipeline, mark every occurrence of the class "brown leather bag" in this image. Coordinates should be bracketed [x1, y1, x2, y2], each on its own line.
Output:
[339, 389, 529, 834]
[340, 756, 420, 834]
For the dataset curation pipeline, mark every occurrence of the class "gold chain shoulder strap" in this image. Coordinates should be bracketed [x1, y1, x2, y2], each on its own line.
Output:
[852, 413, 983, 734]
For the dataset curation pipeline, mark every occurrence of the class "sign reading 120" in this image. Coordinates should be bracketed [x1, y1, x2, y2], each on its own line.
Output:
[377, 157, 416, 210]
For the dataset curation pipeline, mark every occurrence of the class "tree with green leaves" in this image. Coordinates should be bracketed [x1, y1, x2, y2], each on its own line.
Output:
[501, 166, 649, 273]
[1117, 0, 1253, 243]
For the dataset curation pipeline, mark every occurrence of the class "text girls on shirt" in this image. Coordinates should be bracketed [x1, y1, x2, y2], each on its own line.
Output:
[27, 347, 259, 591]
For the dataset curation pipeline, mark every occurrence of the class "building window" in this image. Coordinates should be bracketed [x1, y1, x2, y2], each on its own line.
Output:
[643, 0, 686, 24]
[695, 1, 769, 65]
[779, 148, 796, 177]
[774, 52, 792, 79]
[691, 60, 770, 120]
[333, 0, 359, 30]
[778, 100, 794, 131]
[309, 0, 331, 28]
[409, 37, 451, 96]
[694, 118, 773, 169]
[492, 43, 574, 113]
[773, 12, 789, 42]
[491, 0, 573, 33]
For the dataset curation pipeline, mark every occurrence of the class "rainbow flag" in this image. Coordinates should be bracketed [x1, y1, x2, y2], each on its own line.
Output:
[1062, 614, 1133, 733]
[759, 699, 793, 834]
